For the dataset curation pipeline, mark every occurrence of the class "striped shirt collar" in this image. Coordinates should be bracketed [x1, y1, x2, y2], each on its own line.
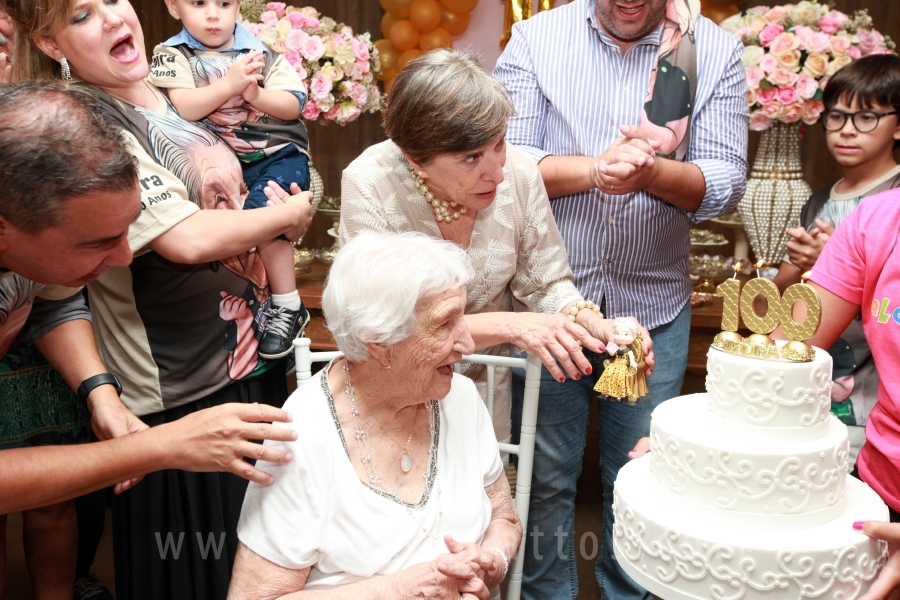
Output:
[585, 0, 665, 50]
[162, 23, 268, 53]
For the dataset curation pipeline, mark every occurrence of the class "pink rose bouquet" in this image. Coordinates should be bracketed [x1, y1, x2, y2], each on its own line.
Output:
[241, 3, 383, 124]
[721, 1, 894, 131]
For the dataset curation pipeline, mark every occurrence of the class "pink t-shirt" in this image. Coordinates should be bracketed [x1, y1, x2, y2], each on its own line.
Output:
[811, 188, 900, 512]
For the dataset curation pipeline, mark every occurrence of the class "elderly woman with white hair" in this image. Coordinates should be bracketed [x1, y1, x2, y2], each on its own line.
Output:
[340, 48, 654, 449]
[229, 231, 522, 599]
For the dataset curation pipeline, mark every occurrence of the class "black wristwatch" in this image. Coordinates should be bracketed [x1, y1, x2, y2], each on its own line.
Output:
[77, 373, 123, 403]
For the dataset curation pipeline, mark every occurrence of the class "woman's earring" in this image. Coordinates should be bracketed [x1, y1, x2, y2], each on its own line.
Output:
[59, 57, 73, 81]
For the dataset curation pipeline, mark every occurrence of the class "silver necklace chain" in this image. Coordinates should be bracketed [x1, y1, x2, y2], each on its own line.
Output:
[343, 362, 443, 539]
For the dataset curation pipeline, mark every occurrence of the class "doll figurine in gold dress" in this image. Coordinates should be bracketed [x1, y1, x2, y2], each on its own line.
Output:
[594, 317, 649, 403]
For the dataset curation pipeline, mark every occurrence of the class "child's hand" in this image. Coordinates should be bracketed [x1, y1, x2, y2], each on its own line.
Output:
[785, 219, 833, 272]
[242, 79, 260, 103]
[225, 50, 265, 96]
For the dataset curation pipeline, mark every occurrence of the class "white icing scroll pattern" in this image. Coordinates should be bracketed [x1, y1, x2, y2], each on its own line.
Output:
[613, 489, 888, 600]
[706, 362, 832, 427]
[651, 431, 848, 512]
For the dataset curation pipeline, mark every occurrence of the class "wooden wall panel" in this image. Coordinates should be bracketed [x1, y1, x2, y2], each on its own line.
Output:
[738, 0, 900, 192]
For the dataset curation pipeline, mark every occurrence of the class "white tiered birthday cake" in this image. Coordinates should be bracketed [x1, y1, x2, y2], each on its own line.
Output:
[613, 342, 889, 600]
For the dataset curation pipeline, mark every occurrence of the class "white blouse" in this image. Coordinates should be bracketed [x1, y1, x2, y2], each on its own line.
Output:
[237, 363, 503, 591]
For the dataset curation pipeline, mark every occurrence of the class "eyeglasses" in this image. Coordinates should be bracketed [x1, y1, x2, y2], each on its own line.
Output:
[822, 109, 899, 133]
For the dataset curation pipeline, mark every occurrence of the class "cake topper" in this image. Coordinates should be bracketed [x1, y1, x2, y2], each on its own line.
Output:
[713, 267, 821, 362]
[594, 317, 649, 403]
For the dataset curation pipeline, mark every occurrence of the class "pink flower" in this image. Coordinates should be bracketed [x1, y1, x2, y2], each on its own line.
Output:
[769, 32, 800, 54]
[259, 10, 278, 27]
[745, 67, 764, 89]
[759, 23, 784, 48]
[285, 29, 308, 53]
[301, 35, 326, 61]
[350, 83, 368, 106]
[324, 105, 341, 121]
[293, 62, 308, 81]
[335, 103, 362, 124]
[768, 67, 799, 87]
[760, 53, 779, 74]
[856, 29, 884, 56]
[764, 6, 787, 23]
[818, 16, 841, 34]
[283, 50, 301, 66]
[796, 74, 818, 99]
[777, 86, 799, 105]
[355, 58, 370, 75]
[350, 38, 370, 63]
[749, 111, 773, 131]
[802, 99, 826, 125]
[757, 87, 777, 106]
[310, 71, 333, 100]
[806, 32, 832, 54]
[848, 45, 861, 59]
[340, 26, 354, 40]
[266, 2, 286, 17]
[242, 23, 264, 37]
[763, 101, 785, 120]
[830, 35, 852, 55]
[734, 27, 755, 40]
[287, 12, 307, 28]
[783, 102, 804, 123]
[301, 99, 321, 120]
[793, 26, 813, 47]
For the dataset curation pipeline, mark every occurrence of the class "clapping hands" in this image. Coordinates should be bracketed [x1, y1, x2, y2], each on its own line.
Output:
[591, 125, 662, 195]
[785, 218, 835, 273]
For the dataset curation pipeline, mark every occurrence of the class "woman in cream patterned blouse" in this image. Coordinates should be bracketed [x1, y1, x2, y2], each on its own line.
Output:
[340, 49, 653, 445]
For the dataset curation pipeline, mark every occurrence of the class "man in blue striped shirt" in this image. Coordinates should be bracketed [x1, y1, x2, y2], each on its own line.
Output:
[495, 1, 747, 598]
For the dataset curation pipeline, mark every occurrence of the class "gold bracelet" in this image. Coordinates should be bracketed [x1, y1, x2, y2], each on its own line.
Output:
[568, 300, 603, 322]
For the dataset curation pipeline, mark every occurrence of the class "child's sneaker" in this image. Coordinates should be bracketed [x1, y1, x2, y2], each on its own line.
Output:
[259, 303, 311, 360]
[73, 572, 114, 600]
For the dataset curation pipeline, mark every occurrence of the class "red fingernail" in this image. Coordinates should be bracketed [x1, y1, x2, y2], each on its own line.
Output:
[558, 377, 565, 383]
[853, 521, 864, 531]
[585, 366, 593, 375]
[575, 373, 582, 380]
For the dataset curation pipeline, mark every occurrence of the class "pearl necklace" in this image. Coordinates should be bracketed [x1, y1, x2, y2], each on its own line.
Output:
[408, 166, 467, 223]
[343, 362, 443, 539]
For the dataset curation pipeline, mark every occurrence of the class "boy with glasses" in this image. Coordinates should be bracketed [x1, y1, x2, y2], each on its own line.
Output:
[774, 53, 900, 452]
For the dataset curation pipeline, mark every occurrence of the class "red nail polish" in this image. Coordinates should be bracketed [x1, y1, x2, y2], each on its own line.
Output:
[585, 366, 593, 375]
[575, 373, 582, 380]
[558, 377, 565, 383]
[853, 521, 864, 531]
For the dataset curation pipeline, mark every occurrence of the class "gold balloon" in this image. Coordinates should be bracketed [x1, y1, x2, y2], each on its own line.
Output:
[377, 65, 399, 82]
[384, 76, 397, 96]
[440, 7, 470, 36]
[374, 39, 399, 72]
[398, 48, 423, 69]
[410, 0, 443, 33]
[381, 13, 400, 39]
[380, 0, 415, 18]
[419, 26, 453, 51]
[440, 0, 477, 12]
[390, 20, 422, 52]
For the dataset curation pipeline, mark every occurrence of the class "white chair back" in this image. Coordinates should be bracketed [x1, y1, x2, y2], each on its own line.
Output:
[292, 337, 540, 600]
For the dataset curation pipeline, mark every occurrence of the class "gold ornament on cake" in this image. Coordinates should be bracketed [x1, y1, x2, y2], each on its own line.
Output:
[713, 270, 821, 362]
